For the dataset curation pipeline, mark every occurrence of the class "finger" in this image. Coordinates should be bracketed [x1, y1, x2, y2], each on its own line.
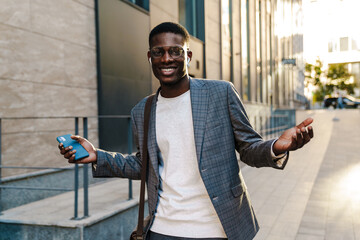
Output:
[60, 145, 72, 155]
[64, 146, 73, 152]
[297, 117, 313, 129]
[71, 135, 82, 142]
[64, 150, 76, 159]
[308, 126, 314, 138]
[58, 143, 63, 150]
[68, 154, 76, 163]
[296, 128, 304, 148]
[301, 127, 311, 143]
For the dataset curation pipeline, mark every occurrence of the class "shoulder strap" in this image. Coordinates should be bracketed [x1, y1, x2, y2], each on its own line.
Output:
[136, 94, 155, 238]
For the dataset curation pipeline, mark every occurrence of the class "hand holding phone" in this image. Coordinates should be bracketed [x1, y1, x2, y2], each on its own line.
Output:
[57, 134, 89, 161]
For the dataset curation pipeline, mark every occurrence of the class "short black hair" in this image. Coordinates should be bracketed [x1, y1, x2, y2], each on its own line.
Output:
[149, 22, 190, 47]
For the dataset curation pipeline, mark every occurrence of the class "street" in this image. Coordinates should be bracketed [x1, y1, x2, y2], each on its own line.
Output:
[244, 109, 360, 240]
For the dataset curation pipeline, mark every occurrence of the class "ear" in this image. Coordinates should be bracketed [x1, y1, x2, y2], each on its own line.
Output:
[147, 51, 151, 62]
[187, 50, 193, 62]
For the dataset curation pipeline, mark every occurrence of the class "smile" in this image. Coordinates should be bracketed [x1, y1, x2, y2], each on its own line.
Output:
[160, 67, 177, 75]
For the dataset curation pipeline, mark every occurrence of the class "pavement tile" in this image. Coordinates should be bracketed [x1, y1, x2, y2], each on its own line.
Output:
[268, 221, 299, 238]
[325, 231, 355, 240]
[297, 226, 325, 236]
[253, 226, 272, 240]
[295, 234, 325, 240]
[255, 213, 278, 228]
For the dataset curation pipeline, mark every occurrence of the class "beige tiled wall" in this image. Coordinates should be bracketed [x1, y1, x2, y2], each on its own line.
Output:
[204, 0, 221, 80]
[0, 0, 98, 177]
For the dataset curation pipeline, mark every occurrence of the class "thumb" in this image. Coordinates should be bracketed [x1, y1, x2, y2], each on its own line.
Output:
[71, 135, 83, 142]
[297, 117, 313, 128]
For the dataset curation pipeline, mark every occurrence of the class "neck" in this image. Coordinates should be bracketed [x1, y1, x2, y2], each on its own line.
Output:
[160, 75, 190, 98]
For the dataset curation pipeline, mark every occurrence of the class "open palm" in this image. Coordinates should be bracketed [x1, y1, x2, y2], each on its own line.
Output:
[273, 118, 314, 155]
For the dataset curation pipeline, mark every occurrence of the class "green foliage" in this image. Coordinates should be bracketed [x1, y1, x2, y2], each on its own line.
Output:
[326, 63, 355, 94]
[305, 59, 324, 87]
[313, 88, 325, 102]
[305, 60, 356, 102]
[327, 64, 351, 80]
[305, 58, 326, 102]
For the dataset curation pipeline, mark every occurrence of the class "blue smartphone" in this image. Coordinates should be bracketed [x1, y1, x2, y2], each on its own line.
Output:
[57, 134, 89, 160]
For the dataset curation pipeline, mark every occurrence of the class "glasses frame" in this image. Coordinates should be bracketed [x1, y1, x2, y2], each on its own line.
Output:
[149, 46, 189, 59]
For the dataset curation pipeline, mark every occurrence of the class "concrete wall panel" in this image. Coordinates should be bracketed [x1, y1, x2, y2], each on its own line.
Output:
[0, 0, 31, 29]
[0, 0, 97, 177]
[30, 0, 95, 48]
[0, 80, 34, 118]
[0, 24, 65, 85]
[205, 0, 221, 79]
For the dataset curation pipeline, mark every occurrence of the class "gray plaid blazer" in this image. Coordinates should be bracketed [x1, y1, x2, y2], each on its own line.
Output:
[93, 78, 288, 240]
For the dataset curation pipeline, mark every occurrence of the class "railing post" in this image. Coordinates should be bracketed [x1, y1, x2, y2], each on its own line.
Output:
[73, 117, 79, 219]
[83, 117, 89, 218]
[0, 118, 2, 215]
[270, 114, 275, 138]
[127, 118, 133, 200]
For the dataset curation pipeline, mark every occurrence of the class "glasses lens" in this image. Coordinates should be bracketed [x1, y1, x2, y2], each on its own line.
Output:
[169, 47, 184, 58]
[151, 47, 164, 58]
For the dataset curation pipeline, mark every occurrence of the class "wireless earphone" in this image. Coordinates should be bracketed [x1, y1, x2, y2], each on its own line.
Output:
[148, 58, 152, 64]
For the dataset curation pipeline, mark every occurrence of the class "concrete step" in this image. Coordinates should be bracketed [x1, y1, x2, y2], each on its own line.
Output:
[0, 178, 144, 240]
[1, 165, 107, 211]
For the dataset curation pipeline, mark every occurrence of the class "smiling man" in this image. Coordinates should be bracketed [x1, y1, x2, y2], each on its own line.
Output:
[59, 22, 314, 240]
[147, 26, 192, 97]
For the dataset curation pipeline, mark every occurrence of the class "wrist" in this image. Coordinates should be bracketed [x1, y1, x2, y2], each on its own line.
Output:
[273, 140, 285, 156]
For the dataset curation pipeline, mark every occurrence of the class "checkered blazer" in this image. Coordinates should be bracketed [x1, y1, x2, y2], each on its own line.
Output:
[93, 78, 288, 240]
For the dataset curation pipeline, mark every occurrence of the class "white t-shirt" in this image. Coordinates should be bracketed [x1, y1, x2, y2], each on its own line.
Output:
[150, 90, 227, 238]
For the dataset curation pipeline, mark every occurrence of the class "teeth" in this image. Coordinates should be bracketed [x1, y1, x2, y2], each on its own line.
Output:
[162, 68, 174, 72]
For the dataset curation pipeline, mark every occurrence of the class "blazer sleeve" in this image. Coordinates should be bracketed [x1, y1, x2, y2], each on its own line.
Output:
[227, 83, 288, 169]
[92, 109, 143, 180]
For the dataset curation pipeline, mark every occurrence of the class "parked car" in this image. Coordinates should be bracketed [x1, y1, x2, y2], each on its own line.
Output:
[324, 96, 360, 109]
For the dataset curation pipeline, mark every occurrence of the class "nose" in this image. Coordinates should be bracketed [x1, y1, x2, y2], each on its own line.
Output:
[161, 50, 174, 63]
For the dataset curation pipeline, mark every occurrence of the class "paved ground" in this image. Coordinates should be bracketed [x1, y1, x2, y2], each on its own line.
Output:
[0, 178, 141, 227]
[244, 109, 360, 240]
[1, 109, 359, 239]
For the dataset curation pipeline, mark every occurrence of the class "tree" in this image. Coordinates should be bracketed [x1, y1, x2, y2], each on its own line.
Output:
[305, 59, 327, 102]
[305, 59, 324, 87]
[326, 63, 355, 94]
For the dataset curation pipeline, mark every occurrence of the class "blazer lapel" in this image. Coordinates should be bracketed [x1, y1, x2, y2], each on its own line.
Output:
[147, 92, 160, 180]
[190, 78, 209, 165]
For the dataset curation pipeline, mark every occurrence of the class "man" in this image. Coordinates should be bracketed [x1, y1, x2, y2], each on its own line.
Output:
[59, 22, 313, 240]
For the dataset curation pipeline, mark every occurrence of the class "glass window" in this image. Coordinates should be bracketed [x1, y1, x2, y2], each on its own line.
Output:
[328, 42, 333, 52]
[241, 0, 250, 101]
[179, 0, 205, 41]
[266, 0, 272, 105]
[221, 0, 231, 81]
[256, 0, 263, 103]
[126, 0, 149, 11]
[340, 37, 349, 51]
[352, 38, 358, 51]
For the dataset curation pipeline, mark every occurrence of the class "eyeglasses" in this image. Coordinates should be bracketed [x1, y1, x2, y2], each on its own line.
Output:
[149, 46, 187, 59]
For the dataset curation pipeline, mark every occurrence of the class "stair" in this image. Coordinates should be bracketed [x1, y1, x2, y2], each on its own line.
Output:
[0, 178, 145, 240]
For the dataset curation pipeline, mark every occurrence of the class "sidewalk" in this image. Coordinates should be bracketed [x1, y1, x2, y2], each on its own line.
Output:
[242, 109, 360, 240]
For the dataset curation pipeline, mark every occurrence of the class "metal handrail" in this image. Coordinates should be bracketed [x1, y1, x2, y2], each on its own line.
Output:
[0, 115, 132, 219]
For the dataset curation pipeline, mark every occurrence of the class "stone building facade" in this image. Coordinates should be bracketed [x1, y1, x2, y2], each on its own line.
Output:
[0, 0, 98, 177]
[0, 0, 305, 178]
